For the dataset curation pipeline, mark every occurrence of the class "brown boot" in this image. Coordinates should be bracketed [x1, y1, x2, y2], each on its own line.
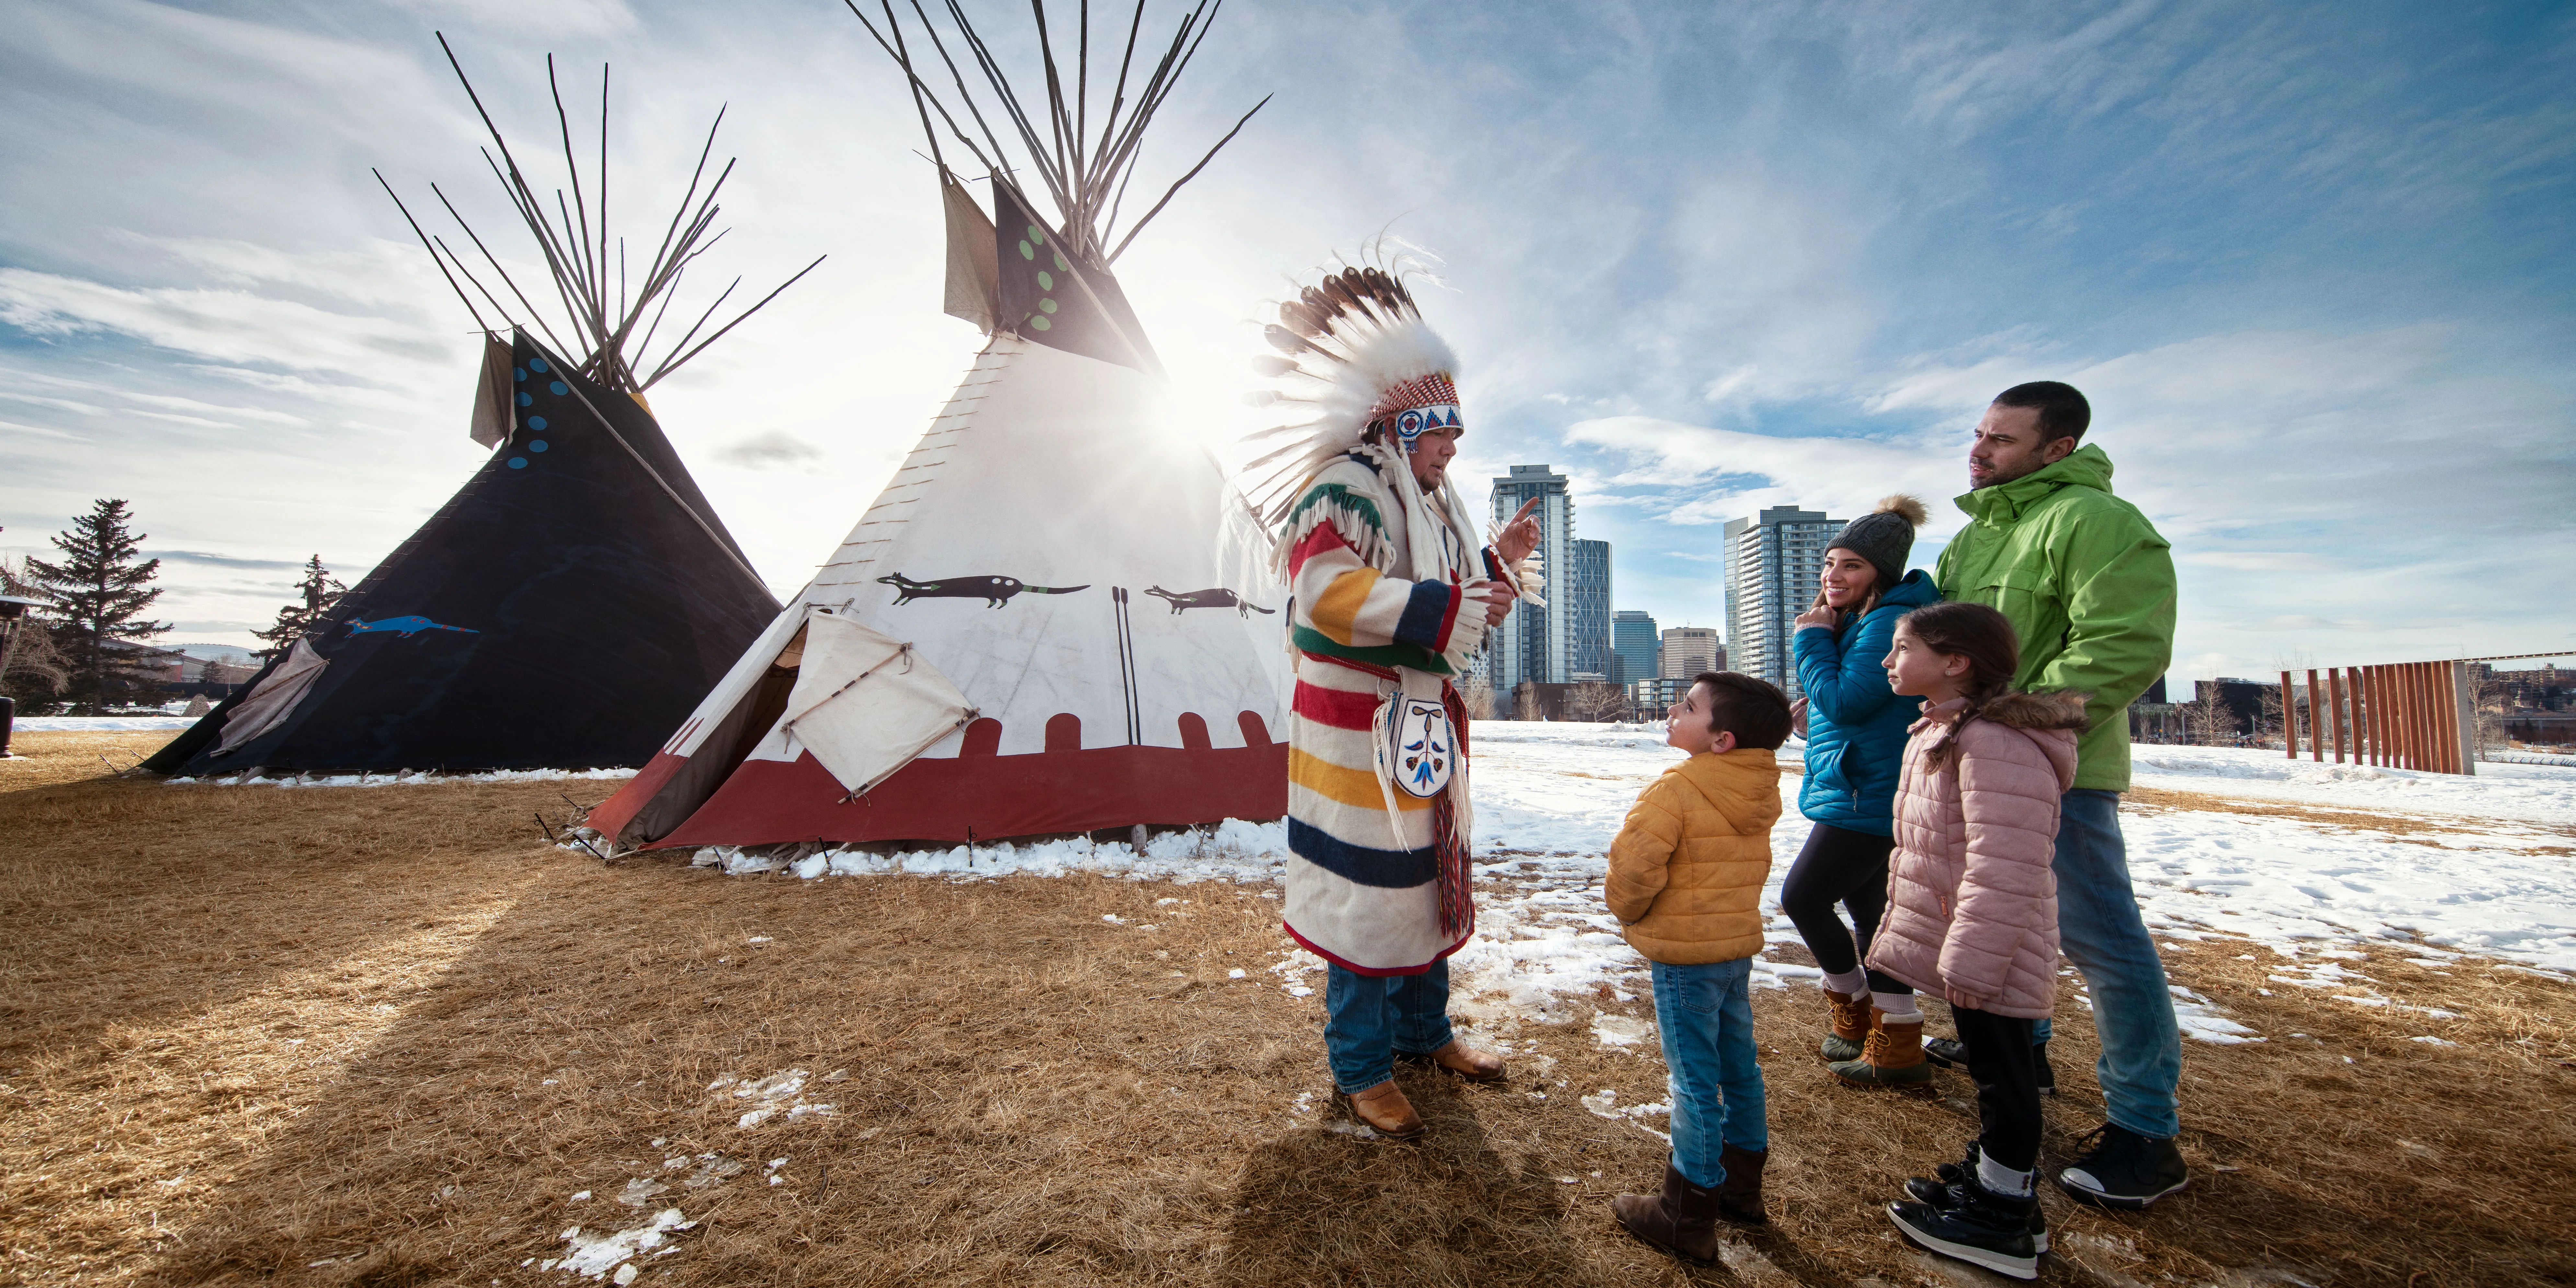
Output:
[1408, 1038, 1506, 1082]
[1822, 987, 1872, 1062]
[1330, 1079, 1425, 1139]
[1828, 1011, 1934, 1087]
[1611, 1162, 1722, 1264]
[1714, 1144, 1768, 1225]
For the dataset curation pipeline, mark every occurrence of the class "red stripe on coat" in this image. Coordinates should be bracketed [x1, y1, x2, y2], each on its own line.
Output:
[1286, 520, 1354, 577]
[1293, 680, 1381, 730]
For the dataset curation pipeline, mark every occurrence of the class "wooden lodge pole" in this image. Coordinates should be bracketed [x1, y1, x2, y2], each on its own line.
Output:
[2347, 667, 2368, 766]
[2318, 670, 2339, 757]
[2359, 667, 2376, 765]
[2280, 671, 2298, 759]
[2411, 662, 2434, 771]
[2391, 665, 2411, 770]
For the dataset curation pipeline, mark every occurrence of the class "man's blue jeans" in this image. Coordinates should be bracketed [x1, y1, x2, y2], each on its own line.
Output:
[1324, 960, 1455, 1093]
[2032, 788, 2183, 1138]
[1650, 957, 1768, 1188]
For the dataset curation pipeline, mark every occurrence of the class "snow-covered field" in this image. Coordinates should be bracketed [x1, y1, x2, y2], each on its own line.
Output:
[674, 721, 2576, 1045]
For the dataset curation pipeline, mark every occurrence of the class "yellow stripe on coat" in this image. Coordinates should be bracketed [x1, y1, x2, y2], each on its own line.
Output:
[1306, 566, 1381, 647]
[1288, 746, 1431, 812]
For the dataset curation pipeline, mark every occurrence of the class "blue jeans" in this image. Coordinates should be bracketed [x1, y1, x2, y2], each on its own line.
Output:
[1650, 957, 1768, 1188]
[2031, 788, 2182, 1138]
[1324, 960, 1456, 1093]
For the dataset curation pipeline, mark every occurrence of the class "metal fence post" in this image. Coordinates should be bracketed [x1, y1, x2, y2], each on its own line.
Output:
[2280, 671, 2297, 758]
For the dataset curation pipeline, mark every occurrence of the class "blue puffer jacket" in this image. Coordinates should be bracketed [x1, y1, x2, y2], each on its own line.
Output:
[1794, 569, 1940, 835]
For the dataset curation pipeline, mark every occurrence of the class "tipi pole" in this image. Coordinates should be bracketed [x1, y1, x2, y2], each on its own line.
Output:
[2307, 668, 2324, 762]
[2280, 671, 2297, 759]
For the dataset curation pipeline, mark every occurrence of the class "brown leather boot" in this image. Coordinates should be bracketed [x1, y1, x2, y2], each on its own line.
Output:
[1331, 1079, 1425, 1139]
[1411, 1038, 1506, 1082]
[1714, 1144, 1768, 1225]
[1828, 1011, 1933, 1087]
[1822, 987, 1872, 1061]
[1612, 1162, 1722, 1264]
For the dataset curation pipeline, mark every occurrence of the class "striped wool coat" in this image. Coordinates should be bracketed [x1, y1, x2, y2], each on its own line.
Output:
[1280, 452, 1496, 974]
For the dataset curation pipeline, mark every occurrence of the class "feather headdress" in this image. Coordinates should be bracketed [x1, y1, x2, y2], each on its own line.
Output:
[1240, 266, 1461, 522]
[1239, 264, 1542, 608]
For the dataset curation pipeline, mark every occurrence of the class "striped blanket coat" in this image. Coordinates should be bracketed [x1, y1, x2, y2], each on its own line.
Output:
[1280, 454, 1498, 975]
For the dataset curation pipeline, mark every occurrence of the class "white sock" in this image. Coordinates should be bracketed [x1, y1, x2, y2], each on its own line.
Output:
[1871, 991, 1923, 1023]
[1978, 1151, 2036, 1199]
[1822, 968, 1868, 997]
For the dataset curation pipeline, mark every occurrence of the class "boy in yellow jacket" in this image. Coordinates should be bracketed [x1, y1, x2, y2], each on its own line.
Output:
[1607, 671, 1790, 1264]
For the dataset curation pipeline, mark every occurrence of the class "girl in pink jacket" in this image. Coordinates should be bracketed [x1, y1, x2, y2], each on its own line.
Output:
[1868, 602, 2087, 1281]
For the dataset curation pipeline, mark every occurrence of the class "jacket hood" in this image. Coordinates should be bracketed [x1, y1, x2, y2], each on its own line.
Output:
[1672, 746, 1781, 820]
[1876, 568, 1941, 611]
[1984, 692, 2086, 792]
[1956, 443, 2117, 520]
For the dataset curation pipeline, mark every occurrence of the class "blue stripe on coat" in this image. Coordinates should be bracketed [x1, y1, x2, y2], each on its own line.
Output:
[1288, 817, 1439, 888]
[1391, 578, 1454, 651]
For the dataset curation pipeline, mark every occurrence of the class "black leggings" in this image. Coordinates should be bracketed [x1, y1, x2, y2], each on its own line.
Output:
[1954, 1006, 2041, 1172]
[1780, 822, 1910, 995]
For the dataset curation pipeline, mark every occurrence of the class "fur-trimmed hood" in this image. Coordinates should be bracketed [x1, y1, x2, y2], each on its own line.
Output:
[1978, 691, 2091, 731]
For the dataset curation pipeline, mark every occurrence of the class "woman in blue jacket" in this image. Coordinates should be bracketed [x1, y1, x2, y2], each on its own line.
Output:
[1785, 496, 1938, 1087]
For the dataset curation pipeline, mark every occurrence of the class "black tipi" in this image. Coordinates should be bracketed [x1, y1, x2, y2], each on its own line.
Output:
[147, 41, 808, 775]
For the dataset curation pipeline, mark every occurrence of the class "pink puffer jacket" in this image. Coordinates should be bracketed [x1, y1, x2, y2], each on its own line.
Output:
[1866, 692, 2087, 1019]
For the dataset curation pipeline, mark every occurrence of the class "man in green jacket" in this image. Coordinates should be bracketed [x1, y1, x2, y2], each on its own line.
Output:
[1932, 382, 2188, 1212]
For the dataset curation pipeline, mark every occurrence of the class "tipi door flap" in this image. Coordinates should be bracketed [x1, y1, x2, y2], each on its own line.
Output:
[213, 638, 331, 756]
[778, 609, 978, 795]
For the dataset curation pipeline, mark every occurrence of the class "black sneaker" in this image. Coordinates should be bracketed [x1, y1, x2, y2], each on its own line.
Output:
[1921, 1037, 2055, 1096]
[1904, 1143, 2048, 1254]
[1889, 1180, 2040, 1280]
[2057, 1123, 2189, 1210]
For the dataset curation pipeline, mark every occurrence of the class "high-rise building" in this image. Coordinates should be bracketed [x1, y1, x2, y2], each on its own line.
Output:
[1567, 539, 1612, 682]
[1488, 465, 1575, 692]
[1723, 504, 1840, 699]
[1611, 610, 1658, 684]
[1660, 626, 1721, 678]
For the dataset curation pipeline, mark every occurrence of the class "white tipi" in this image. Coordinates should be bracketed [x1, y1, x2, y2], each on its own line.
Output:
[589, 2, 1280, 848]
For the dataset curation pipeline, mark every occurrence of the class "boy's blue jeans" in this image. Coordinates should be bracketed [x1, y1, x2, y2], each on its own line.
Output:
[1650, 957, 1768, 1188]
[2031, 788, 2184, 1139]
[1323, 960, 1455, 1093]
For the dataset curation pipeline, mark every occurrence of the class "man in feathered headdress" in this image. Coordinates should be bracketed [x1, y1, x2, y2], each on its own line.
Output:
[1246, 266, 1543, 1139]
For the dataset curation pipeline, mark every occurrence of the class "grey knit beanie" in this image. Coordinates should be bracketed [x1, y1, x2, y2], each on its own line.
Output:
[1828, 495, 1929, 592]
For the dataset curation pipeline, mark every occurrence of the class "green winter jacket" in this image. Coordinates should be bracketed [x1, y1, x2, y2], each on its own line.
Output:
[1935, 444, 2174, 791]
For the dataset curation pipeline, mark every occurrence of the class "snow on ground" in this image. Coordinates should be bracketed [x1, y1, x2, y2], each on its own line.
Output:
[672, 720, 2576, 1041]
[2132, 743, 2576, 824]
[164, 767, 640, 788]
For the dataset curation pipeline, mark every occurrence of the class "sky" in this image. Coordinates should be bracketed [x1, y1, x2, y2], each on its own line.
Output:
[3, 0, 2571, 685]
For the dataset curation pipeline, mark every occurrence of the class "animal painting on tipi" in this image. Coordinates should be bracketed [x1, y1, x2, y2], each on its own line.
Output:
[586, 0, 1283, 848]
[145, 40, 809, 776]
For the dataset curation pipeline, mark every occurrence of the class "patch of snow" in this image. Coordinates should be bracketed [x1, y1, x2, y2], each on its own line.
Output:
[716, 1069, 833, 1130]
[163, 766, 638, 787]
[555, 1208, 693, 1280]
[1590, 1014, 1655, 1048]
[2168, 986, 2263, 1044]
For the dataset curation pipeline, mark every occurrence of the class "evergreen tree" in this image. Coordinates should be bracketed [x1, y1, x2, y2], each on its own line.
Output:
[253, 555, 348, 659]
[24, 499, 168, 713]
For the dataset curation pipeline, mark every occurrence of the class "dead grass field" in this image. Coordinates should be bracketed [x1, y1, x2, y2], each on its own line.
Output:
[4, 730, 2573, 1288]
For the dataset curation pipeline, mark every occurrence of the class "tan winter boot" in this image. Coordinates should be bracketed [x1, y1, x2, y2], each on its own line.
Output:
[1829, 1011, 1934, 1087]
[1403, 1038, 1507, 1082]
[1330, 1079, 1425, 1139]
[1821, 987, 1873, 1062]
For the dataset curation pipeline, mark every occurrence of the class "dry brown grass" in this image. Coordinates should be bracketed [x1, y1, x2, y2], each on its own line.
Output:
[3, 730, 2573, 1287]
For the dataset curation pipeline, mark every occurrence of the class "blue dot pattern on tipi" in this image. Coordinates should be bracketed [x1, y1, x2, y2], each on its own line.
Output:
[529, 440, 548, 452]
[528, 416, 546, 430]
[509, 457, 528, 469]
[549, 381, 568, 395]
[530, 357, 548, 373]
[517, 392, 532, 407]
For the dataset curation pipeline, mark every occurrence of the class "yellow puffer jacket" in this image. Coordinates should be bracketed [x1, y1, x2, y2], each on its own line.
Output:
[1605, 747, 1783, 965]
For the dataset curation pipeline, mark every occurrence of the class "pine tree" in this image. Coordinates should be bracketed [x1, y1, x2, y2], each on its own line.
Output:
[253, 555, 348, 660]
[24, 500, 168, 713]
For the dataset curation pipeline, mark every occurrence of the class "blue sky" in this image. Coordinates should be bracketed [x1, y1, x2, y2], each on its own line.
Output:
[3, 0, 2570, 684]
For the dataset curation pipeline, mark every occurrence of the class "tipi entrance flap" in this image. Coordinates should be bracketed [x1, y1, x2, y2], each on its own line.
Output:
[776, 610, 977, 796]
[214, 638, 329, 757]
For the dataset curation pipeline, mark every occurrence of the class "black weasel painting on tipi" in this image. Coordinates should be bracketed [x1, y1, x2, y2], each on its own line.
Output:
[146, 41, 811, 776]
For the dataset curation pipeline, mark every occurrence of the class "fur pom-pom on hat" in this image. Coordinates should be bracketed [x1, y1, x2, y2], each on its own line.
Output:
[1876, 494, 1929, 528]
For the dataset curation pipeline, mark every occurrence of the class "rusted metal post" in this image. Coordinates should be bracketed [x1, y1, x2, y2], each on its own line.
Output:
[2318, 670, 2339, 757]
[2453, 661, 2478, 774]
[2391, 665, 2412, 769]
[2280, 671, 2298, 758]
[2357, 667, 2375, 765]
[2346, 667, 2367, 766]
[2410, 662, 2433, 771]
[2327, 669, 2347, 763]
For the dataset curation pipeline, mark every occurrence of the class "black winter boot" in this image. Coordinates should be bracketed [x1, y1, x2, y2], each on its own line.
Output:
[1904, 1142, 2048, 1254]
[1889, 1176, 2040, 1280]
[2057, 1123, 2188, 1209]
